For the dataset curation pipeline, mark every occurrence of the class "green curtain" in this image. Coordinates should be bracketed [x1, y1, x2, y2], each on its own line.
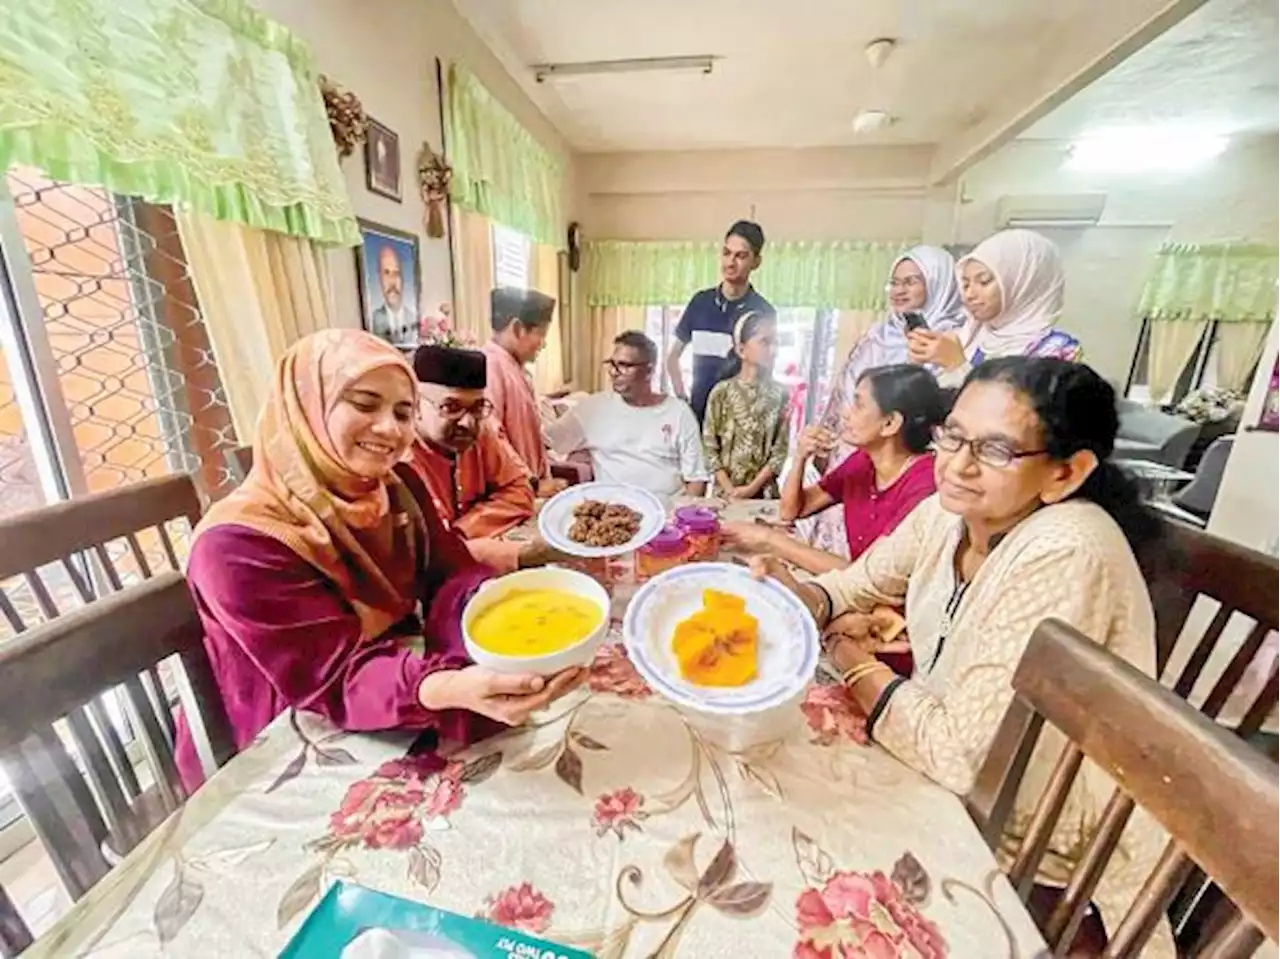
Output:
[0, 0, 358, 246]
[583, 239, 912, 309]
[1138, 242, 1278, 323]
[446, 64, 564, 247]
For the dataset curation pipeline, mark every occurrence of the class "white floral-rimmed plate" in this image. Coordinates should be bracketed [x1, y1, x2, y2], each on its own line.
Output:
[622, 562, 820, 715]
[537, 482, 666, 559]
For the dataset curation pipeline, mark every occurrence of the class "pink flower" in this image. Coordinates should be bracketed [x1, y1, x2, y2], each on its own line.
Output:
[421, 766, 465, 820]
[376, 752, 447, 781]
[485, 883, 554, 934]
[587, 643, 652, 699]
[436, 316, 452, 333]
[793, 870, 947, 959]
[800, 684, 869, 747]
[328, 779, 380, 840]
[593, 787, 645, 838]
[363, 780, 426, 850]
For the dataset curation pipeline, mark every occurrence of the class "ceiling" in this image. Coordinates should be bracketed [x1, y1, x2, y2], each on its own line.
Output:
[1023, 0, 1279, 139]
[453, 0, 1093, 151]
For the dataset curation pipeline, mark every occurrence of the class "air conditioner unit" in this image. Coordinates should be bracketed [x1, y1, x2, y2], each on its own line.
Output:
[996, 193, 1107, 229]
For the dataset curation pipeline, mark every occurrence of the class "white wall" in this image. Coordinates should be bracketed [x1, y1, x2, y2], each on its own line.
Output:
[249, 0, 575, 328]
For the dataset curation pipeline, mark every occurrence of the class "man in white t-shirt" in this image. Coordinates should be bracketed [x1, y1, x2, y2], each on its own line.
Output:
[547, 331, 709, 499]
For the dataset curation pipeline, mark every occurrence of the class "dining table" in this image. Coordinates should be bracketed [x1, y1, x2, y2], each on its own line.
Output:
[27, 498, 1048, 958]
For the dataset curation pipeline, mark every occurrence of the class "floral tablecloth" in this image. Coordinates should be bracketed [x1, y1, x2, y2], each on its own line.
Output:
[29, 501, 1047, 958]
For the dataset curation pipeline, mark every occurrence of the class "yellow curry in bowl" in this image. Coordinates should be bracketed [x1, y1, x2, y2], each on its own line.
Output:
[469, 588, 605, 658]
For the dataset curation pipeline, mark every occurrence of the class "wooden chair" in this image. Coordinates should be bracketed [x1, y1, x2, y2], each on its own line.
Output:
[971, 620, 1277, 958]
[1146, 518, 1278, 737]
[0, 572, 234, 917]
[0, 475, 208, 901]
[223, 444, 252, 485]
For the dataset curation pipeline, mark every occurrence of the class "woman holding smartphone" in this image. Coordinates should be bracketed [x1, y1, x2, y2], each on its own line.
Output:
[806, 246, 965, 557]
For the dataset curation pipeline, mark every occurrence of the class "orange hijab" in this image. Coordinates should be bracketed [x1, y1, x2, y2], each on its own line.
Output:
[196, 330, 425, 640]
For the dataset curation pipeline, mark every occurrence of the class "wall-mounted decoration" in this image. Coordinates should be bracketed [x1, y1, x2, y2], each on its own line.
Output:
[320, 76, 368, 160]
[416, 143, 452, 238]
[365, 118, 401, 202]
[567, 221, 582, 272]
[1258, 358, 1279, 432]
[356, 220, 420, 350]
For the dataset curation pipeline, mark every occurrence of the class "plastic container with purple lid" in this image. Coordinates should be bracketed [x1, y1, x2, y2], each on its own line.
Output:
[635, 525, 689, 581]
[673, 505, 721, 562]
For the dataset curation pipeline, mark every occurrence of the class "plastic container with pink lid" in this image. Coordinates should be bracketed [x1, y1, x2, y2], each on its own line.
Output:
[673, 505, 721, 562]
[635, 525, 689, 581]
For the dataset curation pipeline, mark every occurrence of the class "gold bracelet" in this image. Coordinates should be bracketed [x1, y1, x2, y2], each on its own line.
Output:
[839, 661, 883, 688]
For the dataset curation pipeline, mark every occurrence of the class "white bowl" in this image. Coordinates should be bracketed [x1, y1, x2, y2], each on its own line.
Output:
[622, 563, 820, 716]
[462, 567, 610, 675]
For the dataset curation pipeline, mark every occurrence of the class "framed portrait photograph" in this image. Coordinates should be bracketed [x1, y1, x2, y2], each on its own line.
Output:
[355, 220, 420, 350]
[364, 118, 401, 201]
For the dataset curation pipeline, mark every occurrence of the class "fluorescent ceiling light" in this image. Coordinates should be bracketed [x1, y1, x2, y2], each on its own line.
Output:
[1066, 126, 1228, 173]
[533, 56, 716, 83]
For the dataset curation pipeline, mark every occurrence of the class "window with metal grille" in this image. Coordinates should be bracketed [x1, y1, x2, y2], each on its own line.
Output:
[0, 166, 240, 854]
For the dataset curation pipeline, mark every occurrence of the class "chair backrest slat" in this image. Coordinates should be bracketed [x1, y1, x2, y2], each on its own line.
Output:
[21, 573, 58, 623]
[996, 620, 1279, 951]
[1171, 604, 1234, 698]
[1042, 789, 1136, 948]
[64, 707, 138, 851]
[58, 558, 94, 605]
[1200, 621, 1272, 721]
[156, 524, 182, 571]
[1106, 842, 1196, 956]
[121, 676, 183, 814]
[84, 699, 140, 800]
[0, 594, 24, 637]
[123, 533, 153, 580]
[1006, 742, 1085, 897]
[0, 885, 34, 958]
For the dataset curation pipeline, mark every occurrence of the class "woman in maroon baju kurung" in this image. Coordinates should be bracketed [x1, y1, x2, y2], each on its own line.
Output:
[176, 331, 583, 790]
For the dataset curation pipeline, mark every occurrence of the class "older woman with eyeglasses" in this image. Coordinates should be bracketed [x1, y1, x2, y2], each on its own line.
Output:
[754, 357, 1174, 957]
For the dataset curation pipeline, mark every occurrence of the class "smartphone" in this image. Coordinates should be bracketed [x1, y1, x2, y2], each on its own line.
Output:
[903, 312, 928, 334]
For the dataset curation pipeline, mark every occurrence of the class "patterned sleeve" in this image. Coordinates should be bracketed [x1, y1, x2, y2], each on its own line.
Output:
[701, 382, 726, 474]
[765, 386, 790, 476]
[872, 543, 1116, 795]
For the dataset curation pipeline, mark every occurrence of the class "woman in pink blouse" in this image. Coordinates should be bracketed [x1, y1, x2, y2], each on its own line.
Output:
[175, 330, 583, 790]
[723, 364, 947, 575]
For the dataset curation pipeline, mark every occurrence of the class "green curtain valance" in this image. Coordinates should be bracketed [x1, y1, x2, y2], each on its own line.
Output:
[1139, 242, 1278, 324]
[446, 64, 564, 247]
[0, 0, 358, 246]
[583, 239, 913, 310]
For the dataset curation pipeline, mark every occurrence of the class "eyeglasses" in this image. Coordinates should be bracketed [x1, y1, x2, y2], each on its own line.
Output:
[931, 424, 1047, 469]
[603, 359, 650, 374]
[421, 397, 494, 422]
[887, 277, 925, 291]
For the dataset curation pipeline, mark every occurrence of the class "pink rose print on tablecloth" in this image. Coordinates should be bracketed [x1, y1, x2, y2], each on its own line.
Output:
[588, 642, 652, 699]
[800, 684, 869, 747]
[791, 832, 948, 959]
[593, 787, 647, 839]
[485, 883, 555, 935]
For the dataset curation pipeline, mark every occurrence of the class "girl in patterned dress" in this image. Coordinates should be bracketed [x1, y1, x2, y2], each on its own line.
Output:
[701, 311, 790, 499]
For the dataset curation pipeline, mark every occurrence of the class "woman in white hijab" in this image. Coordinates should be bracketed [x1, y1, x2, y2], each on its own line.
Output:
[908, 229, 1080, 386]
[803, 245, 966, 558]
